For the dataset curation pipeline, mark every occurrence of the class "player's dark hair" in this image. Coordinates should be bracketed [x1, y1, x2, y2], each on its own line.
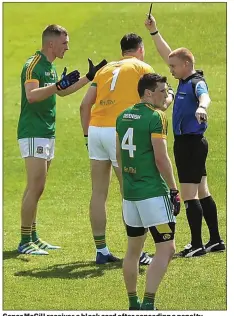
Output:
[120, 33, 143, 53]
[42, 24, 68, 43]
[138, 73, 167, 97]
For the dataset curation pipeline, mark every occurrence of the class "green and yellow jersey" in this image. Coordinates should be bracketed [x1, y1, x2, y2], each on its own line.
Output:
[17, 50, 58, 139]
[116, 102, 169, 201]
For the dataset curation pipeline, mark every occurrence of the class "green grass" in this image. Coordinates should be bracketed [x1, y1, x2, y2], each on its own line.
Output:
[3, 2, 226, 311]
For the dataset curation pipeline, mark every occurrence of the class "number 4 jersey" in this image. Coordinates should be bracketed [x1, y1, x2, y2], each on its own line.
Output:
[89, 56, 154, 127]
[116, 102, 169, 201]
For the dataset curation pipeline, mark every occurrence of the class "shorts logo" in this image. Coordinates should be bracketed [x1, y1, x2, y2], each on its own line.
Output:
[36, 146, 43, 154]
[163, 234, 171, 241]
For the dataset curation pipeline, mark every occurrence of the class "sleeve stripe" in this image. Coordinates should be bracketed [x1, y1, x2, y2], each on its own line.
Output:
[26, 55, 41, 80]
[157, 110, 167, 135]
[25, 79, 39, 84]
[151, 133, 167, 139]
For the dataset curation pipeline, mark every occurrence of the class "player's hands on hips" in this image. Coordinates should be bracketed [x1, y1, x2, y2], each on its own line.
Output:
[56, 68, 80, 90]
[195, 107, 207, 124]
[86, 58, 108, 81]
[145, 14, 158, 33]
[170, 189, 181, 216]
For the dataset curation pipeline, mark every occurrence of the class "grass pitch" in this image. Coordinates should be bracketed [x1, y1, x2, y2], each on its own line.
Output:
[3, 2, 226, 311]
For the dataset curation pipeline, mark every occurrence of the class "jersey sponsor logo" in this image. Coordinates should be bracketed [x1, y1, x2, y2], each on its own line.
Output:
[45, 72, 51, 76]
[124, 166, 136, 174]
[123, 114, 141, 120]
[100, 99, 115, 106]
[44, 83, 54, 87]
[162, 233, 171, 241]
[36, 146, 44, 154]
[177, 92, 186, 100]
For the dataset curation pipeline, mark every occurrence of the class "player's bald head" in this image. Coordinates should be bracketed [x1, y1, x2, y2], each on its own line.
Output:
[42, 24, 68, 45]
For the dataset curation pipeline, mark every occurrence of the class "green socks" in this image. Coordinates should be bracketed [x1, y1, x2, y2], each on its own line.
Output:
[20, 222, 39, 245]
[141, 292, 155, 310]
[32, 222, 39, 242]
[94, 235, 106, 249]
[128, 292, 141, 310]
[20, 226, 31, 245]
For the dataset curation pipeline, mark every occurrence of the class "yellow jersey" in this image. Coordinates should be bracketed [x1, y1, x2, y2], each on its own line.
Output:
[89, 56, 154, 127]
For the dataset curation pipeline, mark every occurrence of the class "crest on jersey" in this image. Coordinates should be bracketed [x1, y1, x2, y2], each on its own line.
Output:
[36, 146, 43, 154]
[50, 71, 56, 80]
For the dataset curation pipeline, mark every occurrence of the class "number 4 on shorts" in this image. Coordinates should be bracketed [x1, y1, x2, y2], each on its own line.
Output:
[121, 128, 136, 158]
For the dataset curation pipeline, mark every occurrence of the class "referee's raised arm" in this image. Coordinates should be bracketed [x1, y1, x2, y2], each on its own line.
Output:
[144, 14, 172, 65]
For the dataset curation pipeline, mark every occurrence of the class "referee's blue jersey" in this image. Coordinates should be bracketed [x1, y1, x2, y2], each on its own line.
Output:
[173, 71, 209, 136]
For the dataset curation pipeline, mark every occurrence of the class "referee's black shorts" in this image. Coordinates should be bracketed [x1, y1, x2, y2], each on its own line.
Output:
[173, 134, 208, 184]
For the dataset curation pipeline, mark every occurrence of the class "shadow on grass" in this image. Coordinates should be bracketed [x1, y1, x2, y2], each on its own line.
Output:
[14, 259, 146, 279]
[3, 250, 31, 262]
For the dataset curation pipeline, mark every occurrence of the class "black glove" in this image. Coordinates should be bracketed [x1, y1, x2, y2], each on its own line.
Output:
[61, 67, 67, 79]
[170, 189, 181, 216]
[167, 83, 175, 100]
[84, 135, 88, 150]
[86, 58, 108, 81]
[56, 69, 80, 90]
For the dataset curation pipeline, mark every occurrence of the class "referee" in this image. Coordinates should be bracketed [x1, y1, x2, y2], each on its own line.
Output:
[144, 14, 225, 257]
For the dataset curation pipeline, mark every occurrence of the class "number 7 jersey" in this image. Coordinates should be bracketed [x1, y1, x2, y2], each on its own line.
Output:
[116, 103, 169, 201]
[90, 56, 154, 127]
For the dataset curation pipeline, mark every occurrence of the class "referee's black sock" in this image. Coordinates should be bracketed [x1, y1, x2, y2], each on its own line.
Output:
[200, 196, 221, 243]
[184, 199, 203, 248]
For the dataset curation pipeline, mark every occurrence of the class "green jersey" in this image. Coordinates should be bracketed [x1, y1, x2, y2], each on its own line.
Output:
[116, 102, 169, 201]
[17, 51, 58, 139]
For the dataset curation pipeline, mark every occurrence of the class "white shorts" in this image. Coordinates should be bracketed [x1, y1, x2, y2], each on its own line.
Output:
[18, 138, 55, 161]
[123, 195, 176, 228]
[88, 126, 118, 167]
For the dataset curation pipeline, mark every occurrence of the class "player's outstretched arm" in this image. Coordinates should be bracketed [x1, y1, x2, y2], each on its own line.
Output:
[80, 85, 97, 136]
[57, 58, 107, 97]
[25, 69, 81, 102]
[145, 14, 172, 65]
[56, 76, 90, 97]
